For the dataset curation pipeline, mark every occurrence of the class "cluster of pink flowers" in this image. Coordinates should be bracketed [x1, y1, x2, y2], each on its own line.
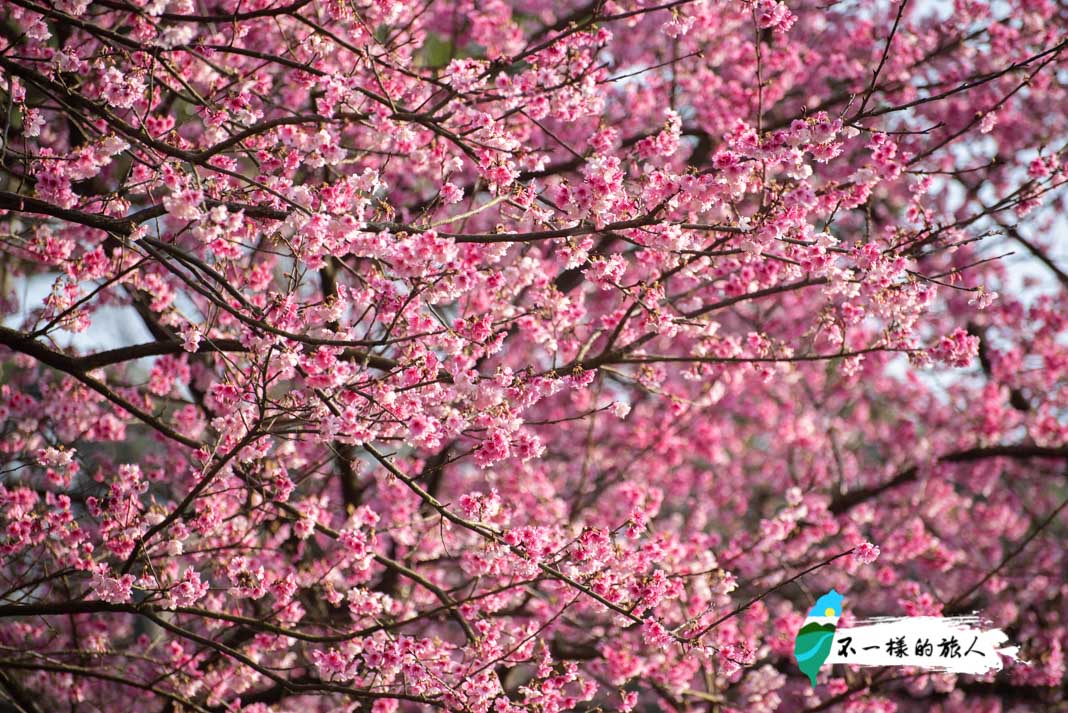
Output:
[0, 0, 1066, 711]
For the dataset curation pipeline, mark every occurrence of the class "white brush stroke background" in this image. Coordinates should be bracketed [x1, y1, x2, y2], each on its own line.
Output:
[825, 616, 1022, 675]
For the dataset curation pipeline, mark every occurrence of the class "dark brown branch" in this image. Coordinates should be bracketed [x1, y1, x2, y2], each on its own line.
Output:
[0, 326, 200, 448]
[830, 444, 1068, 514]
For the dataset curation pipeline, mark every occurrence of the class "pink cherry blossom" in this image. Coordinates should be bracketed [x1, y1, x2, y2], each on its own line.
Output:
[854, 542, 882, 565]
[0, 0, 1066, 710]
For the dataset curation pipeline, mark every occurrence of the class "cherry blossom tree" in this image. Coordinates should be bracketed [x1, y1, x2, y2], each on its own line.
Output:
[1, 0, 1066, 711]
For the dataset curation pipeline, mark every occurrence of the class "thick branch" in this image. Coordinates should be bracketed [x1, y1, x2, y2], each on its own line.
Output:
[830, 444, 1068, 514]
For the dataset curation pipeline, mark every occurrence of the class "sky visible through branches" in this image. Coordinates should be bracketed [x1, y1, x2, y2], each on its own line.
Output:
[0, 0, 1067, 711]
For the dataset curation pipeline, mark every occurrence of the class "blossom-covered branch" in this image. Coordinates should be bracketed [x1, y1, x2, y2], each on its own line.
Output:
[1, 0, 1066, 711]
